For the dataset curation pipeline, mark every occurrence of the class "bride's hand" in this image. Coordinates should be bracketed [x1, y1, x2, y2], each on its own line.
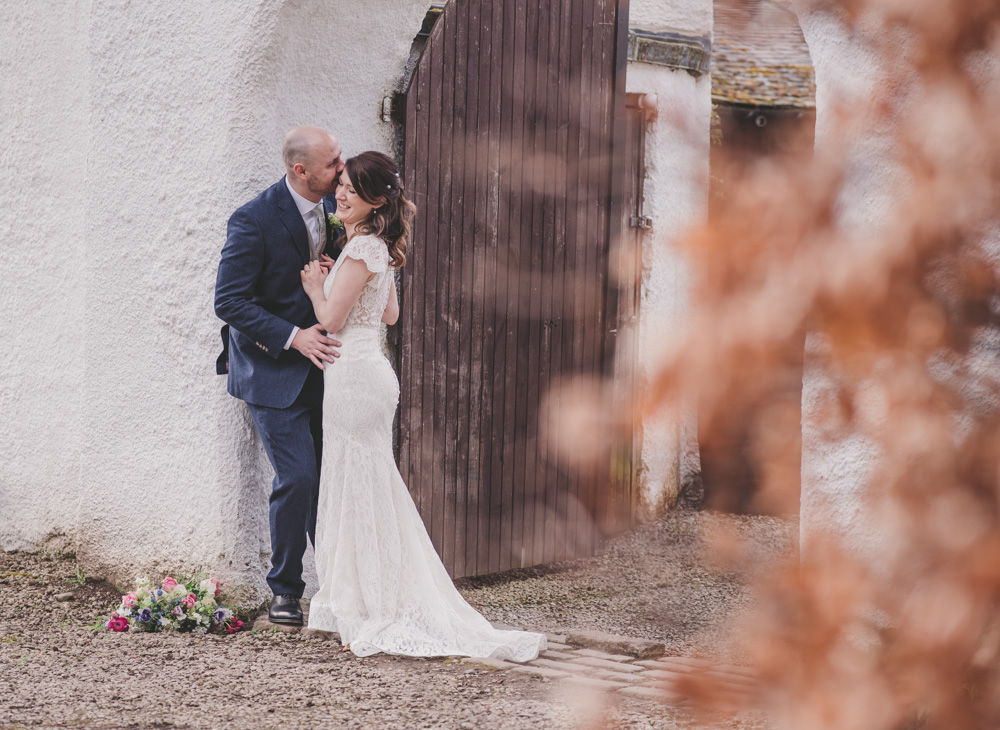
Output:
[301, 261, 326, 296]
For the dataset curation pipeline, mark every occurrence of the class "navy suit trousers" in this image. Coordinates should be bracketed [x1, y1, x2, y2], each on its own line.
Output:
[247, 365, 324, 598]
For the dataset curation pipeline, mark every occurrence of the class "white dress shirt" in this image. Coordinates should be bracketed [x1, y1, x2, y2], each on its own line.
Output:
[283, 176, 326, 350]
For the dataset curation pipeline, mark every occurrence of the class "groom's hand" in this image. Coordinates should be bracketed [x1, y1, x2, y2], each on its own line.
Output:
[291, 324, 341, 370]
[319, 253, 335, 272]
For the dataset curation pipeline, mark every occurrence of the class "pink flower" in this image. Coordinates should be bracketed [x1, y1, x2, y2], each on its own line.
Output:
[162, 577, 178, 592]
[226, 619, 244, 634]
[108, 617, 129, 632]
[182, 593, 196, 609]
[122, 592, 137, 608]
[210, 578, 220, 597]
[173, 605, 185, 617]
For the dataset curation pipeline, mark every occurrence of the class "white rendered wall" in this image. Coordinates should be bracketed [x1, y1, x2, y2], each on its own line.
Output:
[0, 2, 90, 551]
[0, 0, 426, 600]
[794, 10, 901, 560]
[627, 1, 712, 517]
[792, 9, 992, 567]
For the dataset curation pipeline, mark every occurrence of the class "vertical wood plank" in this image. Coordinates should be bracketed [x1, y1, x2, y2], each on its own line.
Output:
[424, 24, 445, 556]
[400, 60, 418, 491]
[550, 0, 571, 563]
[540, 0, 567, 565]
[510, 0, 543, 572]
[436, 1, 458, 574]
[409, 38, 433, 520]
[586, 0, 612, 549]
[495, 0, 524, 573]
[456, 0, 480, 579]
[556, 0, 586, 563]
[477, 0, 501, 576]
[476, 0, 502, 578]
[524, 0, 556, 566]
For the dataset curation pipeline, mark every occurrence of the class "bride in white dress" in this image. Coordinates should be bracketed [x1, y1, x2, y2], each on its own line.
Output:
[300, 151, 545, 662]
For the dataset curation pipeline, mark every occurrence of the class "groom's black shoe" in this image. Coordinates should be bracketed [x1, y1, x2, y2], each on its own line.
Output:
[268, 594, 303, 625]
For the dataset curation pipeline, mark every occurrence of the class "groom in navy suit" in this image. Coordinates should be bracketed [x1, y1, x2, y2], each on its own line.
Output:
[215, 126, 344, 625]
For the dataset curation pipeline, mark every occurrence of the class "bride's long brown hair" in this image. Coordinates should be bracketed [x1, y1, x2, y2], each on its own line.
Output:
[343, 151, 416, 268]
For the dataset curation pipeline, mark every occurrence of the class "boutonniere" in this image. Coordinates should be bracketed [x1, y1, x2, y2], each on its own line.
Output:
[327, 213, 345, 231]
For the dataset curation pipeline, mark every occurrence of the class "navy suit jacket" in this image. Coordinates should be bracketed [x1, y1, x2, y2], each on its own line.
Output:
[215, 178, 339, 409]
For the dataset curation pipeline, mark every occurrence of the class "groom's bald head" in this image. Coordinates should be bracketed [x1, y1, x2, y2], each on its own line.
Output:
[283, 126, 343, 201]
[283, 126, 340, 172]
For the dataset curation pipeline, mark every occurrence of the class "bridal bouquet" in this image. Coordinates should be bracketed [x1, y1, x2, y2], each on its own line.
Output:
[104, 575, 244, 634]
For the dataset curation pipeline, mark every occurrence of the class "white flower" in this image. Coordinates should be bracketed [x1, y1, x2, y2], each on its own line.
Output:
[194, 626, 208, 634]
[135, 576, 152, 587]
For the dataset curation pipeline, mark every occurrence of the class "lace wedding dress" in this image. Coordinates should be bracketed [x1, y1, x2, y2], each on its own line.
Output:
[307, 234, 546, 661]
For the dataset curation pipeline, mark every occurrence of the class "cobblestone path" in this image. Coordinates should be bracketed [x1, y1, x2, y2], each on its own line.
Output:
[254, 615, 759, 710]
[464, 632, 758, 707]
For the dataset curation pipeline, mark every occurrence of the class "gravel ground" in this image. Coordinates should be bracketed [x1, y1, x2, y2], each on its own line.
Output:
[0, 509, 794, 729]
[459, 510, 797, 662]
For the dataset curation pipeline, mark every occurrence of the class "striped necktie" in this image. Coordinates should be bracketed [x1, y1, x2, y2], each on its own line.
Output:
[312, 203, 326, 260]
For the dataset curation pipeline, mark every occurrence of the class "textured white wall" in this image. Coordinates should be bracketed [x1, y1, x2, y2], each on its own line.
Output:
[627, 2, 711, 517]
[0, 0, 426, 599]
[797, 10, 1000, 565]
[632, 0, 711, 35]
[0, 2, 90, 551]
[795, 10, 921, 562]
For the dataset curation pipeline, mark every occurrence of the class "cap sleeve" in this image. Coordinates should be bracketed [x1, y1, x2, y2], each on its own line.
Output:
[343, 235, 389, 274]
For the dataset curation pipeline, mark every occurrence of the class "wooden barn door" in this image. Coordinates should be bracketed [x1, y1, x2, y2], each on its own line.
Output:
[399, 0, 629, 577]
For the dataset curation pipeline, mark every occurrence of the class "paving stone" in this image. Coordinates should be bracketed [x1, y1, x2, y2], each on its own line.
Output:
[566, 630, 665, 660]
[252, 616, 302, 634]
[703, 668, 759, 687]
[460, 657, 519, 671]
[529, 658, 597, 674]
[645, 681, 752, 709]
[570, 656, 646, 673]
[509, 664, 569, 679]
[654, 656, 712, 670]
[591, 670, 648, 684]
[619, 686, 686, 702]
[710, 663, 758, 679]
[540, 649, 577, 660]
[699, 679, 758, 696]
[546, 633, 568, 644]
[638, 669, 687, 683]
[573, 648, 635, 662]
[561, 675, 630, 691]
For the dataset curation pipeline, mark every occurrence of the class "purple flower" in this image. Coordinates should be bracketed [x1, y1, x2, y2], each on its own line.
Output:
[214, 609, 226, 623]
[138, 608, 153, 622]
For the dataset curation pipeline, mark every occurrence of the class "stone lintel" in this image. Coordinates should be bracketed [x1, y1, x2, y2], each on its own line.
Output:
[628, 29, 712, 77]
